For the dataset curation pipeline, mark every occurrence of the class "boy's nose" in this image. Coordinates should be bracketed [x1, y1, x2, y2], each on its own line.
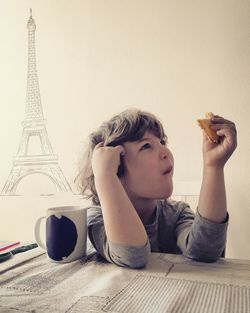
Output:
[159, 149, 168, 160]
[160, 153, 167, 160]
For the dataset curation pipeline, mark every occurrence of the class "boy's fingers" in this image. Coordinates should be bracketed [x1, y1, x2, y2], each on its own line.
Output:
[121, 147, 126, 157]
[211, 116, 235, 126]
[115, 145, 126, 156]
[211, 123, 237, 135]
[94, 142, 104, 149]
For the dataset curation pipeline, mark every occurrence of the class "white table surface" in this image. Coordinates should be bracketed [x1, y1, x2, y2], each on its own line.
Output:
[0, 246, 250, 313]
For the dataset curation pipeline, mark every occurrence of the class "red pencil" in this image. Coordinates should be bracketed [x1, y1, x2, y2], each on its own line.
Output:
[0, 241, 21, 252]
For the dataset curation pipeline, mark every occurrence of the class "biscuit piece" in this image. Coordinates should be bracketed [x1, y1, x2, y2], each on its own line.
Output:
[197, 112, 219, 143]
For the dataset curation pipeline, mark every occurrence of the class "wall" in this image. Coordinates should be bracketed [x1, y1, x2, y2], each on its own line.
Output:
[0, 0, 249, 259]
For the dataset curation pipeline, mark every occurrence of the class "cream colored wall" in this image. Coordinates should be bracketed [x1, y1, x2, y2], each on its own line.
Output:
[0, 1, 249, 259]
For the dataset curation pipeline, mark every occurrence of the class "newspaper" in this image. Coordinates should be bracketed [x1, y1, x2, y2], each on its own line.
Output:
[0, 252, 249, 313]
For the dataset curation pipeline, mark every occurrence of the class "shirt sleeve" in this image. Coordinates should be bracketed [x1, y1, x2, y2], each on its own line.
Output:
[87, 207, 150, 268]
[175, 203, 228, 262]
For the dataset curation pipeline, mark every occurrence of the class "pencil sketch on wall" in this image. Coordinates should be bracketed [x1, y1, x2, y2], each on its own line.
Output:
[1, 10, 72, 195]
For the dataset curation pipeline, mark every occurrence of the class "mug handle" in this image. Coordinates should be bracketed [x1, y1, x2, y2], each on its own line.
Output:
[35, 216, 46, 250]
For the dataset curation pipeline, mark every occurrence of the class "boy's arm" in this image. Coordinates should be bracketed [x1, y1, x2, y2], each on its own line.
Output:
[87, 207, 150, 268]
[198, 166, 227, 223]
[175, 203, 227, 262]
[92, 143, 148, 246]
[198, 115, 237, 223]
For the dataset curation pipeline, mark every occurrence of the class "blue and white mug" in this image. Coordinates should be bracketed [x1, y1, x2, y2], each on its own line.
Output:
[35, 205, 87, 263]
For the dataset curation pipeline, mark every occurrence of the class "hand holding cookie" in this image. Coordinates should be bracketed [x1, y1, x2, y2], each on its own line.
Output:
[197, 112, 237, 168]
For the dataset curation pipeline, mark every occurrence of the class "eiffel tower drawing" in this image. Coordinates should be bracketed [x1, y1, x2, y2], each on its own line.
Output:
[1, 10, 72, 195]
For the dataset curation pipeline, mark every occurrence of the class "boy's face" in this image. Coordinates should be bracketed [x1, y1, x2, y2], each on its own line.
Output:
[121, 131, 174, 201]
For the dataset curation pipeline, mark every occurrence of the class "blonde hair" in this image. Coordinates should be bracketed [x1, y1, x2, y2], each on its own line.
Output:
[75, 109, 167, 205]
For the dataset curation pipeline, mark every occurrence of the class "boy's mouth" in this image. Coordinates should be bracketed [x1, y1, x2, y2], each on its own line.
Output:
[162, 166, 173, 175]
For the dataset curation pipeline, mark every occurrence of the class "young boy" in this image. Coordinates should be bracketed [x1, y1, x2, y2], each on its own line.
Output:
[77, 109, 237, 268]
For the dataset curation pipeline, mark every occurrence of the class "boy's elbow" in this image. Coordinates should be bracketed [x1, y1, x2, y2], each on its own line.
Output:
[180, 231, 226, 263]
[184, 247, 224, 263]
[108, 241, 150, 269]
[121, 251, 149, 269]
[186, 254, 219, 263]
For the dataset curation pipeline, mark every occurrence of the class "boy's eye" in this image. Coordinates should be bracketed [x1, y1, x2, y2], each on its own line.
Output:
[140, 143, 151, 150]
[160, 139, 167, 146]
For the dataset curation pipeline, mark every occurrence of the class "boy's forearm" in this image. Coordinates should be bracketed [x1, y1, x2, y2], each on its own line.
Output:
[95, 174, 148, 246]
[198, 166, 227, 223]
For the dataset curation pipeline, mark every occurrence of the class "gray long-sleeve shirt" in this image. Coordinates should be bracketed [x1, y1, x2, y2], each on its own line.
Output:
[87, 199, 228, 268]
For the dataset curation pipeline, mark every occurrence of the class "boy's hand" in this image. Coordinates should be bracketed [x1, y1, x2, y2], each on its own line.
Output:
[92, 142, 125, 178]
[202, 115, 237, 168]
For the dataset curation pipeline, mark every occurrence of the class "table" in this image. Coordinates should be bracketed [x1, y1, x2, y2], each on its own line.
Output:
[0, 245, 250, 313]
